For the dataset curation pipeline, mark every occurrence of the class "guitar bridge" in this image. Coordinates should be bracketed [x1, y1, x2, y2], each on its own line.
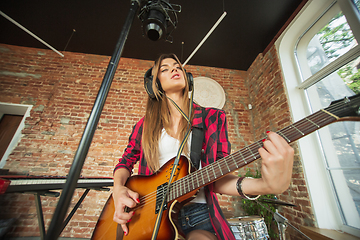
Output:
[155, 183, 168, 214]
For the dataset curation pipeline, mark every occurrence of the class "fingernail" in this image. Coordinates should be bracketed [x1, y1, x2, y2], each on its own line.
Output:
[124, 231, 127, 236]
[262, 139, 266, 142]
[136, 198, 140, 203]
[127, 219, 132, 223]
[266, 131, 270, 133]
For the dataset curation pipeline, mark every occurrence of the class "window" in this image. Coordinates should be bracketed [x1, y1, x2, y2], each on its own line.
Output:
[0, 103, 32, 168]
[277, 0, 360, 237]
[305, 13, 358, 76]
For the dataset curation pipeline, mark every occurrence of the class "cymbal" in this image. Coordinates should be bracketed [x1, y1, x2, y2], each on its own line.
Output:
[257, 198, 297, 207]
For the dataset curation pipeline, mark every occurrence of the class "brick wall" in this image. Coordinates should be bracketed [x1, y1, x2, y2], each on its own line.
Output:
[0, 44, 253, 238]
[0, 43, 315, 239]
[246, 45, 316, 239]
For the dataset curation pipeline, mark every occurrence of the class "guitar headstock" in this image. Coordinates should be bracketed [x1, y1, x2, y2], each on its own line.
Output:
[326, 94, 360, 121]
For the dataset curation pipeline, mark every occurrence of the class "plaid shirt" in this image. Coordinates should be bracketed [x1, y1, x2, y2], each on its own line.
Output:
[114, 103, 235, 240]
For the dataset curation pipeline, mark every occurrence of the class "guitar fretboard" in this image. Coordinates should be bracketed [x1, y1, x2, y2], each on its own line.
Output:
[167, 106, 344, 201]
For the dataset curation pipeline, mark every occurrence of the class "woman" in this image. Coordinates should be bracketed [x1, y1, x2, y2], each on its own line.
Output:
[112, 53, 294, 240]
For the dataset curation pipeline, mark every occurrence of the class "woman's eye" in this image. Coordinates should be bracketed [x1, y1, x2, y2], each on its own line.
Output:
[161, 69, 168, 72]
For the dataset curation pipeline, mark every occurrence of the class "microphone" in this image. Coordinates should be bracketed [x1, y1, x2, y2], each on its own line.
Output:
[138, 0, 181, 42]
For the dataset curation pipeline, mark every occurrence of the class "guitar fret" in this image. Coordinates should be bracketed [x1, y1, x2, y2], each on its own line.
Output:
[175, 183, 178, 198]
[187, 176, 190, 193]
[173, 184, 175, 199]
[240, 151, 247, 164]
[291, 124, 304, 135]
[247, 146, 256, 160]
[169, 184, 172, 200]
[305, 117, 319, 128]
[201, 171, 205, 185]
[191, 175, 195, 190]
[182, 178, 185, 196]
[196, 172, 200, 188]
[206, 168, 211, 183]
[218, 161, 224, 175]
[168, 184, 174, 201]
[177, 182, 179, 198]
[278, 131, 290, 142]
[174, 183, 176, 200]
[224, 159, 230, 172]
[176, 183, 179, 200]
[211, 165, 217, 178]
[231, 155, 239, 168]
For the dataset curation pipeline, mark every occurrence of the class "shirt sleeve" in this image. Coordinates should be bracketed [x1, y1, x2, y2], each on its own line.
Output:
[113, 118, 144, 175]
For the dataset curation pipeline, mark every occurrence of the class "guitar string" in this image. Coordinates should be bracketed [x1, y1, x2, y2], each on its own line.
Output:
[179, 98, 358, 197]
[134, 118, 332, 212]
[176, 97, 351, 189]
[133, 115, 325, 211]
[135, 110, 338, 210]
[172, 109, 336, 195]
[132, 98, 359, 211]
[134, 110, 339, 210]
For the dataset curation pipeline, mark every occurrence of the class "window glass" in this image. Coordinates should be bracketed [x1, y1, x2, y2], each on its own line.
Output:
[306, 12, 358, 75]
[338, 56, 360, 94]
[302, 3, 360, 230]
[306, 57, 360, 229]
[353, 0, 360, 13]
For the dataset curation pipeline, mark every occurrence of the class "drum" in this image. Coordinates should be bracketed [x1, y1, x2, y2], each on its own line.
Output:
[227, 216, 269, 240]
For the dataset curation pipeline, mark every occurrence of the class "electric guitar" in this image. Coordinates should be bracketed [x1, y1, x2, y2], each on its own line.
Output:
[91, 94, 360, 240]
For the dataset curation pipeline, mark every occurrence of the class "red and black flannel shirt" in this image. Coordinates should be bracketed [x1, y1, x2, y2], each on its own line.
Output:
[114, 103, 236, 240]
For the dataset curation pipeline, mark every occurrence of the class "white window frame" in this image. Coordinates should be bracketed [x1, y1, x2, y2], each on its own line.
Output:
[0, 102, 32, 168]
[276, 0, 360, 237]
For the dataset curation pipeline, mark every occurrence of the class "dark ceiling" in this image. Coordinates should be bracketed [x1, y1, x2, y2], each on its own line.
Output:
[0, 0, 304, 71]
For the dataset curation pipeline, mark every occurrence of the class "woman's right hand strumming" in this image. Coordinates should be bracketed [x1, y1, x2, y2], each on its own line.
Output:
[112, 169, 139, 236]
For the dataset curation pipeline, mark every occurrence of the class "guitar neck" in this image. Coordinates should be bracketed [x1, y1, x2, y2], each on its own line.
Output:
[168, 96, 359, 201]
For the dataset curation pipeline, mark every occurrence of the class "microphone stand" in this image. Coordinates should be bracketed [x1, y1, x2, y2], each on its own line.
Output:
[44, 1, 140, 239]
[274, 209, 289, 240]
[255, 200, 312, 240]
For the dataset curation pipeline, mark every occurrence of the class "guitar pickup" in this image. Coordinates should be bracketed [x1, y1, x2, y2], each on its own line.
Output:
[155, 183, 168, 214]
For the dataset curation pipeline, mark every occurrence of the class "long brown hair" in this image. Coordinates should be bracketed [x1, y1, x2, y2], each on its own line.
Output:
[142, 53, 193, 172]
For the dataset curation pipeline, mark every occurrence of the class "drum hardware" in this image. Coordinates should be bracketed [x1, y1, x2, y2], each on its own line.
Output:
[227, 216, 270, 240]
[255, 200, 312, 240]
[257, 198, 297, 207]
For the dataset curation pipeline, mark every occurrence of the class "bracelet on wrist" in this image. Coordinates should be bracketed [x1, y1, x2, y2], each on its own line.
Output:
[236, 177, 260, 200]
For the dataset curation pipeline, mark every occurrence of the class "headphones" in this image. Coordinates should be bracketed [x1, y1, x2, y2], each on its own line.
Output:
[144, 67, 193, 99]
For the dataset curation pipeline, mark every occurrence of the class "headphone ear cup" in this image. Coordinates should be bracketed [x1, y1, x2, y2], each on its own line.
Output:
[186, 72, 193, 92]
[144, 68, 155, 99]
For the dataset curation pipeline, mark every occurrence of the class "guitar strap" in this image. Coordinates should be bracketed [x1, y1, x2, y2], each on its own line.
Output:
[190, 106, 205, 169]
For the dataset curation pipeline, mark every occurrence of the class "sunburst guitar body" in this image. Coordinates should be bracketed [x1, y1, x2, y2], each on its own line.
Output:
[91, 157, 198, 240]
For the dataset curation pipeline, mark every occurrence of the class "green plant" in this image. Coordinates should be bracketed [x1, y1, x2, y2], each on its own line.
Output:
[239, 168, 278, 239]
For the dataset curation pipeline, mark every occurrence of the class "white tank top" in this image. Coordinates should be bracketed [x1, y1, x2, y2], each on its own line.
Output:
[158, 128, 206, 204]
